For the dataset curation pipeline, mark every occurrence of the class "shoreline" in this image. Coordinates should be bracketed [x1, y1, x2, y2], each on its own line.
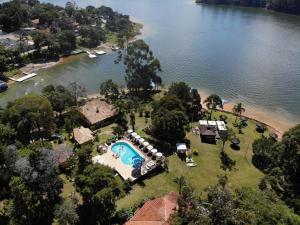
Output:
[197, 89, 294, 138]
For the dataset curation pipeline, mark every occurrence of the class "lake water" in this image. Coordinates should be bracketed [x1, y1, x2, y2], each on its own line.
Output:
[1, 0, 300, 130]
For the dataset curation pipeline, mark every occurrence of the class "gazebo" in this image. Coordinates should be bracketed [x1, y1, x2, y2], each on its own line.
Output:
[176, 143, 187, 154]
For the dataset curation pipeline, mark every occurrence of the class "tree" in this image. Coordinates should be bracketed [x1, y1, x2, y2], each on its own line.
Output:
[79, 26, 105, 47]
[204, 94, 223, 120]
[252, 136, 274, 171]
[232, 103, 245, 125]
[56, 30, 76, 55]
[68, 82, 86, 106]
[122, 40, 162, 93]
[172, 176, 300, 225]
[54, 198, 79, 225]
[151, 95, 189, 144]
[174, 176, 186, 194]
[129, 111, 136, 132]
[2, 94, 56, 143]
[99, 79, 120, 102]
[152, 109, 189, 144]
[8, 147, 63, 225]
[168, 82, 192, 105]
[42, 85, 76, 118]
[75, 164, 123, 225]
[0, 123, 16, 145]
[219, 129, 234, 152]
[260, 124, 300, 212]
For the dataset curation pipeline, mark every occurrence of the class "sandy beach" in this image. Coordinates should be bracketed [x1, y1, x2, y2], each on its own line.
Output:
[197, 89, 295, 138]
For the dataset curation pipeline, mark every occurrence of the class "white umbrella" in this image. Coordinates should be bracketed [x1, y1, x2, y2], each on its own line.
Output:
[147, 145, 154, 151]
[151, 149, 158, 154]
[128, 129, 133, 134]
[138, 138, 145, 143]
[156, 152, 163, 158]
[143, 142, 149, 147]
[135, 135, 141, 140]
[131, 132, 137, 137]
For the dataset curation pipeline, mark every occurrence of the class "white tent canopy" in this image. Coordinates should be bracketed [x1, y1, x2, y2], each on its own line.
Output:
[135, 135, 141, 140]
[199, 120, 208, 126]
[147, 145, 154, 151]
[151, 149, 158, 154]
[216, 121, 227, 131]
[176, 143, 187, 151]
[208, 120, 217, 126]
[138, 138, 145, 143]
[156, 152, 163, 158]
[143, 142, 149, 147]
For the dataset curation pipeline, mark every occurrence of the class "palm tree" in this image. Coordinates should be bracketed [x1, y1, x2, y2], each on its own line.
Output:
[204, 94, 223, 120]
[130, 111, 136, 131]
[174, 176, 186, 194]
[232, 103, 245, 125]
[219, 129, 234, 152]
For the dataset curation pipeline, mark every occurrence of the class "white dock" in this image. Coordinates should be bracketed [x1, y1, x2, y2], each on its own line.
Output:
[86, 51, 97, 58]
[95, 50, 106, 55]
[10, 72, 37, 82]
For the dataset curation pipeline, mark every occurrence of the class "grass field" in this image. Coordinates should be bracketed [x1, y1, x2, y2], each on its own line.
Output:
[116, 110, 266, 210]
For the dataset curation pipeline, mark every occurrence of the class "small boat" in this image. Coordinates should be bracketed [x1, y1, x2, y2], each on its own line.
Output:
[111, 46, 120, 51]
[86, 51, 97, 59]
[187, 162, 197, 167]
[95, 50, 106, 55]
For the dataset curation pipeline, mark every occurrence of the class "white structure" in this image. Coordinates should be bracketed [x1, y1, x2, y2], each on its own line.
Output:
[216, 121, 227, 131]
[138, 138, 145, 144]
[95, 50, 106, 55]
[199, 120, 208, 126]
[176, 143, 187, 154]
[151, 149, 158, 155]
[143, 142, 149, 147]
[208, 121, 217, 126]
[147, 145, 154, 151]
[128, 129, 133, 134]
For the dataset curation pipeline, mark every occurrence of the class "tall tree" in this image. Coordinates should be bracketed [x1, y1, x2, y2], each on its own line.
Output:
[122, 40, 162, 93]
[54, 198, 79, 225]
[232, 103, 245, 125]
[219, 129, 234, 152]
[99, 79, 120, 102]
[204, 94, 223, 120]
[129, 111, 136, 132]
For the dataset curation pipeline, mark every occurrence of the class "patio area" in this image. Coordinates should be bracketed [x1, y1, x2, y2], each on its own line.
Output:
[92, 135, 163, 182]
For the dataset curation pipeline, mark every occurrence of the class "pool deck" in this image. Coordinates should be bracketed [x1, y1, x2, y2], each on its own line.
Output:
[92, 139, 152, 181]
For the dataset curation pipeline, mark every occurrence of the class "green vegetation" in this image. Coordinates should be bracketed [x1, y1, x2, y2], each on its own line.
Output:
[0, 0, 137, 79]
[196, 0, 300, 15]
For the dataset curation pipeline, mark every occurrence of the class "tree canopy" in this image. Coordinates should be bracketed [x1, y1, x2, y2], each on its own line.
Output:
[122, 40, 162, 93]
[2, 94, 55, 143]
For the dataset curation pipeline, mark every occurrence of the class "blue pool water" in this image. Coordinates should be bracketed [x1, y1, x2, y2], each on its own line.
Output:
[111, 142, 144, 166]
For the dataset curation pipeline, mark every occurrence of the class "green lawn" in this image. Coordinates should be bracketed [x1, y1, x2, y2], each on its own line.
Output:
[116, 110, 266, 210]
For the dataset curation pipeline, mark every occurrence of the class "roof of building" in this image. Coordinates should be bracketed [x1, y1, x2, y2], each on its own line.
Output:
[200, 125, 217, 136]
[125, 192, 178, 225]
[216, 121, 227, 131]
[73, 126, 94, 145]
[176, 143, 187, 152]
[208, 120, 217, 126]
[79, 98, 118, 125]
[199, 120, 208, 126]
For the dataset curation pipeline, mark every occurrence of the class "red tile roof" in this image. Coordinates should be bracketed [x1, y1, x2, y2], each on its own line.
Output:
[125, 192, 178, 225]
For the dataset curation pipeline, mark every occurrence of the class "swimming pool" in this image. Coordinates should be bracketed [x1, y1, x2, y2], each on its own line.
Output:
[111, 142, 144, 166]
